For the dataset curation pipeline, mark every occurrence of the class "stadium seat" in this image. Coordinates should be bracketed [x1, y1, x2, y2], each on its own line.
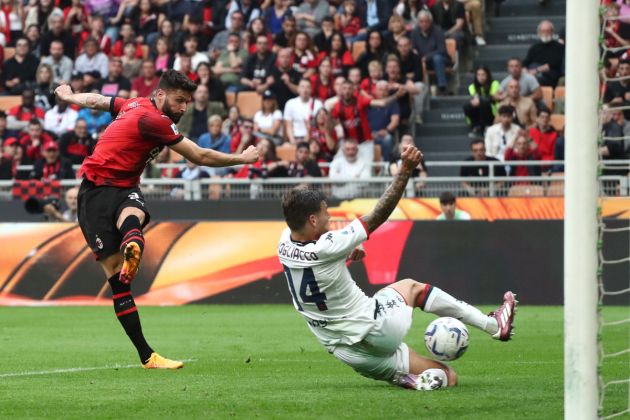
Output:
[235, 91, 262, 119]
[541, 86, 553, 113]
[226, 91, 236, 107]
[554, 86, 565, 99]
[4, 47, 14, 61]
[550, 114, 565, 132]
[0, 96, 22, 110]
[508, 185, 545, 197]
[546, 172, 564, 197]
[276, 143, 296, 162]
[351, 41, 366, 62]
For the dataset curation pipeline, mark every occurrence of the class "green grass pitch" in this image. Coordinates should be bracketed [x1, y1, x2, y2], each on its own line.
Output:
[0, 305, 627, 419]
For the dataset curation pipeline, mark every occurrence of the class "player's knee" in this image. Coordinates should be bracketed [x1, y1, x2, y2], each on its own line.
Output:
[400, 278, 426, 297]
[117, 208, 145, 228]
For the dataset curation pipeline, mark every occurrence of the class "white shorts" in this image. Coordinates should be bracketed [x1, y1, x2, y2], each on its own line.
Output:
[332, 288, 413, 382]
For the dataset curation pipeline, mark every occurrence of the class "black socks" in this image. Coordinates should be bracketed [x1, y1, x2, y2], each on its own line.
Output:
[108, 272, 153, 363]
[118, 215, 144, 254]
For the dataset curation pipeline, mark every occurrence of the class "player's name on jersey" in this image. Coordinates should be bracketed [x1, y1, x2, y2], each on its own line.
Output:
[278, 242, 319, 261]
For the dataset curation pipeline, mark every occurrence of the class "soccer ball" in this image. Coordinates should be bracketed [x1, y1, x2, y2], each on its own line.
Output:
[424, 317, 470, 361]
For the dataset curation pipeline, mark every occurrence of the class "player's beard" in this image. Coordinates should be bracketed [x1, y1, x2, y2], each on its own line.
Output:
[162, 101, 184, 123]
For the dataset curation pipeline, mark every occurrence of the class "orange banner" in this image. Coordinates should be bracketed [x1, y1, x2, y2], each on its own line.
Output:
[0, 197, 627, 306]
[329, 197, 630, 221]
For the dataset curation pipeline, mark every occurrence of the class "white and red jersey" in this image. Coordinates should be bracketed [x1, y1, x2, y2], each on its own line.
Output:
[277, 219, 375, 349]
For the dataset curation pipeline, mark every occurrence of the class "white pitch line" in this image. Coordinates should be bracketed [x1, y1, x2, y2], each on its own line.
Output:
[0, 359, 197, 378]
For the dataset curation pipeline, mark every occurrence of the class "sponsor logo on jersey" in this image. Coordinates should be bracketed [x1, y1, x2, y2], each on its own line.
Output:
[170, 123, 179, 135]
[325, 233, 333, 242]
[278, 243, 319, 261]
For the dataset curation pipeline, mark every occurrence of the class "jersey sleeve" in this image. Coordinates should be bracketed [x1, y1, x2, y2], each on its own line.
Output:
[358, 94, 371, 111]
[109, 97, 127, 117]
[137, 112, 184, 146]
[316, 219, 369, 261]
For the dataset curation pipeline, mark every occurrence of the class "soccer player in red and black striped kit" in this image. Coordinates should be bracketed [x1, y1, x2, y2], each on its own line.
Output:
[54, 70, 259, 369]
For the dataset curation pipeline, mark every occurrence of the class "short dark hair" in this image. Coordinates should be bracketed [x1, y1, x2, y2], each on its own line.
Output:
[322, 16, 333, 24]
[439, 191, 456, 205]
[498, 105, 515, 116]
[296, 141, 309, 151]
[157, 69, 197, 93]
[282, 187, 326, 231]
[29, 118, 41, 126]
[184, 34, 198, 43]
[619, 59, 630, 67]
[537, 108, 550, 116]
[470, 138, 484, 148]
[507, 57, 522, 65]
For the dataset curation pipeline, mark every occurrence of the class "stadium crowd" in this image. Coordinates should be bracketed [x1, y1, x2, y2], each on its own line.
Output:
[0, 0, 621, 199]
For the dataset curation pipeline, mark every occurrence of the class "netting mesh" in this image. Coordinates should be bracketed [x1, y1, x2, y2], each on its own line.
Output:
[597, 4, 630, 418]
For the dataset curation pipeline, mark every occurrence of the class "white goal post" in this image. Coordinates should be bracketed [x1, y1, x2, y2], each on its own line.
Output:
[564, 1, 600, 419]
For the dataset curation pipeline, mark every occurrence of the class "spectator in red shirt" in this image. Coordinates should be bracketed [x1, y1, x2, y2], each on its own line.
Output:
[318, 33, 354, 78]
[7, 89, 45, 132]
[308, 107, 337, 162]
[287, 141, 322, 177]
[359, 60, 382, 98]
[230, 118, 255, 154]
[63, 0, 89, 39]
[290, 31, 317, 79]
[110, 23, 144, 58]
[0, 137, 18, 179]
[528, 109, 557, 162]
[77, 15, 111, 55]
[338, 0, 362, 44]
[30, 140, 75, 180]
[247, 17, 273, 54]
[310, 57, 335, 101]
[129, 0, 160, 45]
[20, 118, 55, 160]
[130, 60, 160, 98]
[233, 137, 284, 179]
[505, 134, 541, 179]
[59, 118, 94, 165]
[332, 79, 398, 164]
[308, 138, 329, 175]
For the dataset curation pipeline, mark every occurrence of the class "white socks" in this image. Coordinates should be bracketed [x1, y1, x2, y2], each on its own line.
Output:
[424, 287, 499, 335]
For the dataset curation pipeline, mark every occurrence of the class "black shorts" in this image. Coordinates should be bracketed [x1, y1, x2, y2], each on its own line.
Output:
[78, 178, 151, 260]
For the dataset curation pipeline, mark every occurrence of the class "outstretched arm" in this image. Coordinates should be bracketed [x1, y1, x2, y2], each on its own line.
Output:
[360, 145, 422, 233]
[54, 84, 111, 111]
[170, 137, 259, 167]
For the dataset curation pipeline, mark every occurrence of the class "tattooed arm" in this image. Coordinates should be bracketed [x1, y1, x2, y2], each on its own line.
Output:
[361, 145, 423, 233]
[54, 84, 112, 111]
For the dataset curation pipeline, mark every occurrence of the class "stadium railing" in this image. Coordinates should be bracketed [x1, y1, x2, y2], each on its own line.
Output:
[0, 173, 628, 201]
[13, 159, 630, 176]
